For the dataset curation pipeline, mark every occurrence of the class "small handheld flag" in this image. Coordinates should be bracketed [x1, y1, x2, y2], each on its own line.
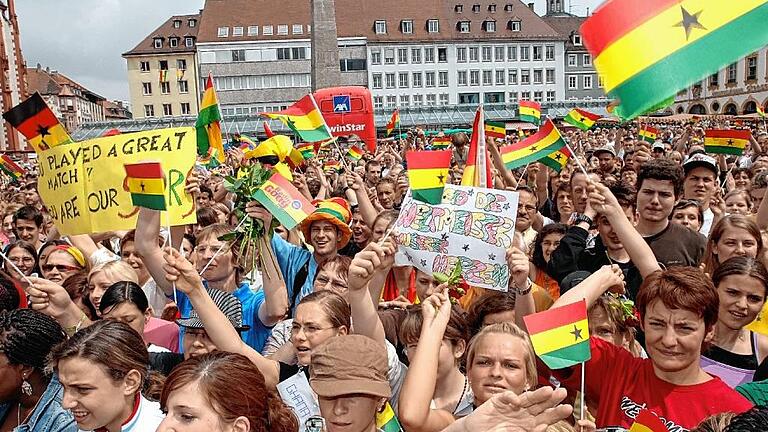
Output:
[704, 129, 750, 155]
[499, 119, 566, 171]
[262, 94, 333, 143]
[541, 146, 573, 173]
[347, 145, 364, 161]
[323, 160, 342, 173]
[123, 162, 167, 211]
[638, 126, 658, 143]
[523, 300, 591, 369]
[485, 121, 506, 139]
[432, 136, 451, 149]
[563, 109, 601, 131]
[2, 92, 73, 152]
[629, 409, 669, 432]
[252, 172, 316, 230]
[376, 403, 404, 432]
[0, 155, 25, 181]
[406, 150, 452, 204]
[519, 100, 541, 125]
[386, 109, 400, 137]
[296, 142, 315, 160]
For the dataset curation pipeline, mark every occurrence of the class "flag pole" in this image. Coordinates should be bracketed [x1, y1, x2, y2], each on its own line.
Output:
[165, 196, 178, 304]
[513, 163, 530, 191]
[200, 217, 248, 275]
[580, 361, 586, 423]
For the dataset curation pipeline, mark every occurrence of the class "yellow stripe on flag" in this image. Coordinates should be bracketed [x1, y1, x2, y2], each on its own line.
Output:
[408, 168, 449, 189]
[704, 137, 748, 148]
[502, 128, 562, 162]
[266, 109, 326, 132]
[519, 106, 540, 116]
[28, 123, 72, 150]
[528, 318, 589, 354]
[126, 177, 165, 195]
[597, 0, 764, 92]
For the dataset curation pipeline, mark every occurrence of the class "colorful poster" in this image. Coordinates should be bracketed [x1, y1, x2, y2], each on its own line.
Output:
[38, 127, 197, 235]
[393, 184, 519, 291]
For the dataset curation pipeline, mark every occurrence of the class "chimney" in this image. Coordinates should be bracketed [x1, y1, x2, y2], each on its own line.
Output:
[36, 63, 41, 71]
[45, 66, 50, 73]
[528, 2, 535, 10]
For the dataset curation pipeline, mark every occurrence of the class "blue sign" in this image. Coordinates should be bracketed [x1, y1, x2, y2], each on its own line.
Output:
[333, 95, 351, 113]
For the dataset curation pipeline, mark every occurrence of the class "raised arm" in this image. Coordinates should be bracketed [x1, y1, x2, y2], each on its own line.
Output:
[488, 138, 517, 188]
[398, 290, 457, 432]
[256, 236, 289, 326]
[347, 240, 396, 345]
[552, 264, 625, 309]
[134, 208, 174, 295]
[507, 245, 536, 329]
[350, 171, 378, 228]
[162, 247, 281, 387]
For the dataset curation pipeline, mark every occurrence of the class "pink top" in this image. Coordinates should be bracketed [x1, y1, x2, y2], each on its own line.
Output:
[144, 317, 179, 353]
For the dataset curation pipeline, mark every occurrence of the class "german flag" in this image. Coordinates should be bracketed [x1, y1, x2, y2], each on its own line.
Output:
[541, 146, 572, 173]
[123, 162, 167, 211]
[563, 108, 600, 131]
[499, 120, 566, 171]
[638, 126, 659, 143]
[523, 300, 591, 369]
[2, 92, 73, 152]
[432, 136, 451, 150]
[704, 129, 750, 155]
[629, 409, 669, 432]
[386, 109, 400, 137]
[485, 121, 506, 139]
[406, 150, 451, 204]
[519, 100, 541, 125]
[581, 0, 768, 120]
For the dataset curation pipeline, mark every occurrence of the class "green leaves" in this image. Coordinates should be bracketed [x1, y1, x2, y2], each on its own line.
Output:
[433, 261, 463, 286]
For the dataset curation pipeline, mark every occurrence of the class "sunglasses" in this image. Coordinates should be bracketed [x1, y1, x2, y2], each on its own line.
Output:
[42, 264, 81, 273]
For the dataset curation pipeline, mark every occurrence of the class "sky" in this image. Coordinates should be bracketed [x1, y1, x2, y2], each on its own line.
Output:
[15, 0, 605, 106]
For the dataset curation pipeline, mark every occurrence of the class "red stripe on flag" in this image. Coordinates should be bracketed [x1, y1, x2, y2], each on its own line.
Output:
[705, 130, 752, 140]
[501, 120, 555, 153]
[406, 150, 452, 169]
[581, 0, 681, 56]
[575, 109, 601, 121]
[125, 162, 164, 179]
[519, 100, 541, 110]
[272, 94, 316, 116]
[524, 300, 587, 335]
[16, 109, 61, 139]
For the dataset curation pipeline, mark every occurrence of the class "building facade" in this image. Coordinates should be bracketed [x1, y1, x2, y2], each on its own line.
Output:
[27, 65, 106, 132]
[674, 47, 768, 115]
[195, 0, 577, 116]
[123, 14, 201, 119]
[101, 100, 133, 120]
[0, 0, 27, 152]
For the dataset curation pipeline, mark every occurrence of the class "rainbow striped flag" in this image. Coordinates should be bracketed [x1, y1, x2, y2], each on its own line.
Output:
[563, 108, 600, 131]
[581, 0, 768, 121]
[704, 129, 750, 155]
[123, 162, 167, 211]
[519, 100, 541, 125]
[347, 145, 363, 161]
[485, 120, 506, 139]
[386, 109, 400, 136]
[252, 172, 316, 230]
[541, 146, 572, 173]
[523, 300, 591, 369]
[296, 142, 315, 160]
[0, 155, 25, 181]
[638, 126, 659, 143]
[323, 160, 341, 173]
[376, 403, 404, 432]
[432, 136, 451, 149]
[262, 94, 333, 142]
[499, 119, 566, 171]
[629, 409, 669, 432]
[406, 150, 452, 204]
[196, 73, 225, 162]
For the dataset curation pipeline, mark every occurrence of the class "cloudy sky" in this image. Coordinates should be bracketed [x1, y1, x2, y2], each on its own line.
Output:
[15, 0, 605, 106]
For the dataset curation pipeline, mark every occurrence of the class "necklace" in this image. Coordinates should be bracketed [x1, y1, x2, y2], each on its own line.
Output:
[452, 376, 469, 415]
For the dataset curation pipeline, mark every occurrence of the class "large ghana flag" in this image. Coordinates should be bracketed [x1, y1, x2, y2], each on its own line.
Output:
[406, 150, 452, 205]
[581, 0, 768, 120]
[523, 299, 591, 369]
[262, 94, 333, 143]
[499, 119, 566, 171]
[704, 129, 750, 155]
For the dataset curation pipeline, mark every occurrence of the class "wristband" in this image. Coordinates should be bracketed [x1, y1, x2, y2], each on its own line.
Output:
[513, 278, 533, 296]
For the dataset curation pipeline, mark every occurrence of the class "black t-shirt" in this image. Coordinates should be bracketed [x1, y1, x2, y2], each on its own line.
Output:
[644, 222, 706, 268]
[149, 352, 184, 376]
[279, 361, 307, 383]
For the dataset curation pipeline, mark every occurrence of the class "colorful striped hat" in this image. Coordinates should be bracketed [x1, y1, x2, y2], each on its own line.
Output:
[299, 197, 352, 249]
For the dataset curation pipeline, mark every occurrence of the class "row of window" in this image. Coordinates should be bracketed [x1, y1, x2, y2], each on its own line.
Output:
[220, 104, 288, 116]
[171, 18, 196, 28]
[566, 75, 602, 90]
[139, 59, 187, 72]
[373, 18, 520, 35]
[199, 47, 308, 64]
[152, 36, 195, 49]
[218, 24, 307, 38]
[372, 94, 450, 108]
[370, 44, 557, 66]
[702, 58, 761, 88]
[371, 89, 558, 108]
[371, 68, 559, 90]
[141, 80, 189, 96]
[453, 3, 516, 13]
[143, 102, 192, 117]
[212, 73, 311, 91]
[567, 53, 592, 67]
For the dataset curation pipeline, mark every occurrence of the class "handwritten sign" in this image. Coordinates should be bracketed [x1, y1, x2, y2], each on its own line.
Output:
[38, 127, 197, 235]
[276, 370, 320, 428]
[394, 185, 518, 291]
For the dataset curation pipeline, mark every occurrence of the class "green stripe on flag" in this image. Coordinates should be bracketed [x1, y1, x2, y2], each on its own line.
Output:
[196, 103, 221, 125]
[610, 4, 768, 120]
[540, 157, 564, 172]
[538, 340, 591, 369]
[520, 113, 540, 125]
[412, 187, 444, 205]
[287, 123, 332, 142]
[504, 138, 565, 171]
[131, 193, 167, 211]
[705, 145, 744, 155]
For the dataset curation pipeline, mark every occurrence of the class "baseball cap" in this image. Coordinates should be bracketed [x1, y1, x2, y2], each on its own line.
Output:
[593, 145, 616, 157]
[176, 288, 250, 332]
[309, 334, 391, 398]
[651, 142, 665, 152]
[682, 153, 718, 177]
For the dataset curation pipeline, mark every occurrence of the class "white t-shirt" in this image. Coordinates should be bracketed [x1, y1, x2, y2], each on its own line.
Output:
[700, 207, 714, 237]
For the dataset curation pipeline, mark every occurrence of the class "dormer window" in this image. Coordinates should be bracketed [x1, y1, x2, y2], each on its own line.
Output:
[572, 33, 582, 45]
[458, 20, 471, 33]
[188, 18, 197, 27]
[185, 37, 194, 47]
[455, 4, 463, 12]
[488, 4, 497, 12]
[173, 19, 181, 28]
[504, 3, 513, 11]
[484, 20, 497, 32]
[472, 4, 480, 12]
[375, 20, 387, 34]
[233, 26, 244, 36]
[153, 37, 163, 48]
[401, 20, 414, 34]
[508, 20, 521, 31]
[217, 27, 229, 37]
[169, 37, 179, 47]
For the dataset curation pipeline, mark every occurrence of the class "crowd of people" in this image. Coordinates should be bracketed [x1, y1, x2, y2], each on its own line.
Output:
[2, 117, 768, 432]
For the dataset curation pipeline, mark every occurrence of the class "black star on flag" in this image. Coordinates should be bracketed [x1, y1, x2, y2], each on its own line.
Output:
[140, 182, 146, 192]
[675, 6, 706, 40]
[437, 173, 445, 184]
[37, 124, 51, 137]
[529, 146, 538, 152]
[570, 325, 584, 341]
[726, 139, 734, 146]
[554, 153, 563, 161]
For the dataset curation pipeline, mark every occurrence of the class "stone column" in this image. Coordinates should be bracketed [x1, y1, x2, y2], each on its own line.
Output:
[311, 0, 342, 91]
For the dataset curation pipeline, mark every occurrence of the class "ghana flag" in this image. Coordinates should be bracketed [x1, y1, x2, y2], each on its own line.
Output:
[563, 108, 601, 131]
[296, 142, 315, 160]
[519, 100, 541, 125]
[629, 409, 670, 432]
[123, 162, 167, 211]
[2, 92, 73, 153]
[323, 160, 341, 173]
[704, 129, 750, 155]
[758, 105, 766, 118]
[196, 73, 225, 162]
[0, 155, 24, 181]
[347, 145, 363, 161]
[485, 121, 506, 139]
[386, 109, 400, 137]
[252, 172, 316, 230]
[406, 150, 451, 204]
[541, 146, 573, 172]
[581, 0, 768, 121]
[638, 126, 659, 143]
[262, 94, 333, 143]
[523, 299, 591, 369]
[376, 403, 404, 432]
[432, 136, 451, 149]
[499, 119, 566, 171]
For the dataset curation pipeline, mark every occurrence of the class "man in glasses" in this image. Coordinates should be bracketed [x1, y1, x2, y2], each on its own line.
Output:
[634, 158, 706, 268]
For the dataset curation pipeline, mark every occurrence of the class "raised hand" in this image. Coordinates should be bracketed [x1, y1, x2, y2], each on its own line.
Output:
[587, 181, 620, 216]
[420, 287, 452, 329]
[348, 241, 395, 292]
[245, 201, 273, 229]
[505, 246, 530, 289]
[162, 247, 205, 295]
[25, 277, 75, 319]
[459, 387, 573, 432]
